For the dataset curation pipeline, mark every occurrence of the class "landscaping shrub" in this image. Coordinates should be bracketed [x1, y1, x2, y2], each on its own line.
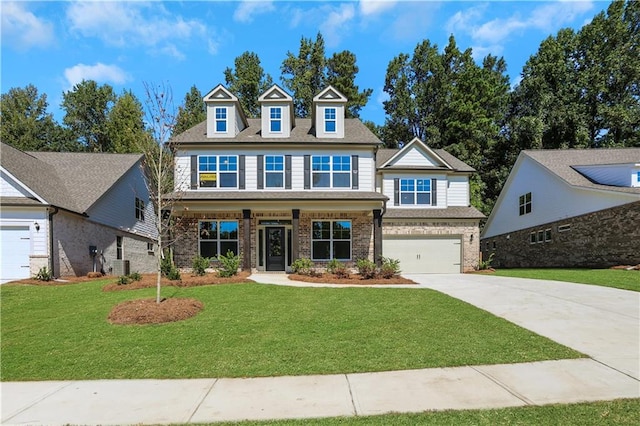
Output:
[160, 254, 173, 277]
[291, 258, 315, 276]
[327, 259, 349, 278]
[34, 267, 53, 282]
[356, 258, 377, 279]
[477, 253, 494, 270]
[217, 250, 240, 278]
[117, 275, 131, 285]
[128, 271, 142, 281]
[191, 256, 211, 276]
[379, 257, 401, 279]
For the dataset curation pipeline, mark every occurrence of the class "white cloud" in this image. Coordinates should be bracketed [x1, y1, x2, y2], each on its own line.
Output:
[64, 63, 129, 89]
[471, 44, 503, 62]
[1, 2, 55, 50]
[233, 1, 275, 23]
[320, 4, 356, 47]
[66, 1, 213, 57]
[359, 0, 397, 16]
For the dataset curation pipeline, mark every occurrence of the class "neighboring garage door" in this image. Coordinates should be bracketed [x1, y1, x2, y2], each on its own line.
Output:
[383, 236, 462, 274]
[0, 226, 31, 281]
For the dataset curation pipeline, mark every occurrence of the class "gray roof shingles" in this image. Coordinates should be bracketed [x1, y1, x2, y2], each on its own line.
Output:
[1, 142, 142, 214]
[384, 206, 485, 219]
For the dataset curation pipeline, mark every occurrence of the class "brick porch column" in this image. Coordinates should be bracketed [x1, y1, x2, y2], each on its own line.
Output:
[292, 209, 300, 261]
[373, 209, 383, 266]
[242, 209, 251, 271]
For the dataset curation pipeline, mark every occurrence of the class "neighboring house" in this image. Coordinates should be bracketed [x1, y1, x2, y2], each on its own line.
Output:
[481, 148, 640, 268]
[168, 84, 483, 274]
[0, 142, 158, 281]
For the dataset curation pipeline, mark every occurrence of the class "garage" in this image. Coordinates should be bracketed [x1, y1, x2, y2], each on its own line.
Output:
[0, 225, 31, 282]
[383, 236, 462, 274]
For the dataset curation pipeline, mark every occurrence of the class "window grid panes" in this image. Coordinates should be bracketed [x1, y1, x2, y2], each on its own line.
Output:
[215, 107, 227, 132]
[199, 220, 239, 258]
[325, 108, 336, 132]
[519, 192, 532, 215]
[270, 107, 282, 132]
[312, 155, 350, 188]
[265, 155, 284, 188]
[135, 197, 145, 221]
[400, 178, 431, 205]
[311, 220, 351, 260]
[198, 155, 237, 188]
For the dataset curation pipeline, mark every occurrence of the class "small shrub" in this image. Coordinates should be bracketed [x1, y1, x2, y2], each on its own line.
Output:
[327, 259, 349, 278]
[166, 267, 181, 281]
[291, 258, 315, 276]
[356, 258, 377, 280]
[477, 253, 494, 270]
[379, 257, 401, 279]
[160, 255, 173, 277]
[326, 259, 340, 274]
[217, 250, 240, 278]
[128, 271, 142, 281]
[34, 267, 53, 281]
[191, 256, 211, 276]
[117, 275, 131, 285]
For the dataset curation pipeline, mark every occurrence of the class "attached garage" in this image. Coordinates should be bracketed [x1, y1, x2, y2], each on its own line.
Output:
[383, 235, 462, 273]
[0, 225, 31, 281]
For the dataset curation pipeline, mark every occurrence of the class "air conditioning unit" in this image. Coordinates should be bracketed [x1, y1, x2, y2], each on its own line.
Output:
[113, 260, 130, 276]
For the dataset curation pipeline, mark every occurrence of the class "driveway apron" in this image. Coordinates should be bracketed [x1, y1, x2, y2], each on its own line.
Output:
[406, 273, 640, 380]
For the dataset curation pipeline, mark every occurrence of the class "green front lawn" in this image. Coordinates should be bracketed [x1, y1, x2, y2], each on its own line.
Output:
[493, 268, 639, 292]
[0, 280, 581, 381]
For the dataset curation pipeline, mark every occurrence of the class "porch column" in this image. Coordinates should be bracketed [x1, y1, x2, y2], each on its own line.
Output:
[292, 209, 300, 261]
[242, 209, 251, 271]
[373, 209, 383, 266]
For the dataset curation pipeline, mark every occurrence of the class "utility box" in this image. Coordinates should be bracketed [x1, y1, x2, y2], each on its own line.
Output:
[112, 260, 130, 276]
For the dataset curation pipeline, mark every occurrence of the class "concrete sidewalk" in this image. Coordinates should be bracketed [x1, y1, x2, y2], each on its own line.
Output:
[2, 273, 639, 425]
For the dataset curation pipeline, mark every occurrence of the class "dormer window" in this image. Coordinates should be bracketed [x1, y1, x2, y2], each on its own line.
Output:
[270, 107, 282, 132]
[215, 107, 227, 132]
[324, 108, 336, 133]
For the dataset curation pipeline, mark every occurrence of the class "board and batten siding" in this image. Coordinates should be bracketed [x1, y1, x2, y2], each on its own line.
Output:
[482, 158, 640, 239]
[176, 149, 375, 192]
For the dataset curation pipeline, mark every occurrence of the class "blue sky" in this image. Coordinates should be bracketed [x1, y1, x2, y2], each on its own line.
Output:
[2, 1, 606, 126]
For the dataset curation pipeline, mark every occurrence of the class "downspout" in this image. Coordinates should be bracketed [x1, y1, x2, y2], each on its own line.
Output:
[48, 207, 59, 277]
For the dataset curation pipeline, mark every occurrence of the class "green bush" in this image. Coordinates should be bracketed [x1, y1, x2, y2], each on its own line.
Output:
[291, 258, 315, 276]
[34, 267, 53, 282]
[160, 254, 173, 277]
[217, 250, 240, 278]
[116, 275, 131, 285]
[379, 257, 401, 279]
[166, 267, 181, 281]
[327, 259, 349, 278]
[191, 256, 211, 276]
[128, 271, 142, 281]
[356, 258, 377, 279]
[477, 253, 494, 270]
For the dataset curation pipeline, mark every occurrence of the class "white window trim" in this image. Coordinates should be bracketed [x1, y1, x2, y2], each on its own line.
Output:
[265, 155, 285, 189]
[399, 178, 432, 206]
[215, 107, 227, 133]
[198, 155, 239, 189]
[311, 220, 352, 261]
[324, 107, 336, 133]
[270, 107, 283, 133]
[311, 155, 351, 189]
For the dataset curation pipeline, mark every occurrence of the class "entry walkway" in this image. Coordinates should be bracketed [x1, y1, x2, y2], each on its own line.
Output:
[2, 274, 638, 425]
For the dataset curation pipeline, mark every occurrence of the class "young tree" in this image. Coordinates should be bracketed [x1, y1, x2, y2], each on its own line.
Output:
[326, 51, 373, 118]
[224, 52, 273, 118]
[174, 85, 206, 135]
[61, 80, 116, 152]
[139, 82, 178, 304]
[107, 91, 147, 153]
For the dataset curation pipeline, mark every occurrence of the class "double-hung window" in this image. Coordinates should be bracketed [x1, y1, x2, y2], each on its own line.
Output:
[265, 155, 284, 188]
[312, 155, 350, 188]
[311, 220, 351, 260]
[324, 108, 336, 132]
[270, 107, 282, 132]
[400, 179, 431, 205]
[198, 155, 238, 188]
[199, 220, 239, 258]
[215, 107, 227, 132]
[135, 197, 145, 221]
[519, 192, 532, 215]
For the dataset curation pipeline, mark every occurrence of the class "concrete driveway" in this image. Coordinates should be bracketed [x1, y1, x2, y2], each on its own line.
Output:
[406, 273, 640, 380]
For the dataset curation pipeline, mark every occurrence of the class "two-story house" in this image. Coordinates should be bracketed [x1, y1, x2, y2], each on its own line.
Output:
[169, 84, 483, 274]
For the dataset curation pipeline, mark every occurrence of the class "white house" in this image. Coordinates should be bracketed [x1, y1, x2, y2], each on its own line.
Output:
[0, 143, 158, 281]
[481, 148, 640, 268]
[168, 84, 484, 274]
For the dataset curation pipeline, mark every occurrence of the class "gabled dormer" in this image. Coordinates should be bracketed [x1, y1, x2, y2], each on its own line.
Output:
[203, 84, 248, 138]
[312, 86, 347, 139]
[258, 84, 295, 138]
[379, 138, 453, 170]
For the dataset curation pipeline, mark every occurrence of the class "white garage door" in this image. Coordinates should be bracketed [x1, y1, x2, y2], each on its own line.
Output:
[0, 226, 31, 282]
[383, 236, 462, 274]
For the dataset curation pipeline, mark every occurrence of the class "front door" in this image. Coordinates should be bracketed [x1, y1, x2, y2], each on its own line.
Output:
[266, 227, 285, 271]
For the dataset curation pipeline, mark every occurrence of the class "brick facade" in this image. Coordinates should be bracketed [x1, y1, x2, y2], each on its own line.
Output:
[481, 201, 640, 268]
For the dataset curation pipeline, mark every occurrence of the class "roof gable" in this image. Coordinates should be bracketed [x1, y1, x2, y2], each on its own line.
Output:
[258, 84, 293, 102]
[203, 84, 238, 102]
[380, 138, 452, 170]
[313, 86, 347, 103]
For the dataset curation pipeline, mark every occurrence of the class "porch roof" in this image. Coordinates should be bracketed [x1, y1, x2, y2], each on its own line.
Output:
[167, 191, 389, 202]
[384, 206, 485, 219]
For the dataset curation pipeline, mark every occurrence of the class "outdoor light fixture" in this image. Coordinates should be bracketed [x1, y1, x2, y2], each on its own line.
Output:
[34, 221, 40, 231]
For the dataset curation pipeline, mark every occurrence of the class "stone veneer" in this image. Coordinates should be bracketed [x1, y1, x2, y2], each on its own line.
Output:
[481, 201, 640, 268]
[52, 210, 157, 277]
[382, 220, 481, 272]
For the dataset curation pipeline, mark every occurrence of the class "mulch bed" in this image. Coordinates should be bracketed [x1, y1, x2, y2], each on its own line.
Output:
[102, 271, 254, 292]
[108, 297, 204, 325]
[288, 273, 416, 285]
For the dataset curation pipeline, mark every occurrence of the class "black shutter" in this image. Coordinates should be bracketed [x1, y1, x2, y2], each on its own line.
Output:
[351, 155, 359, 189]
[257, 155, 264, 189]
[394, 178, 399, 206]
[304, 155, 310, 189]
[190, 155, 198, 189]
[238, 155, 245, 189]
[285, 155, 292, 189]
[431, 178, 437, 206]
